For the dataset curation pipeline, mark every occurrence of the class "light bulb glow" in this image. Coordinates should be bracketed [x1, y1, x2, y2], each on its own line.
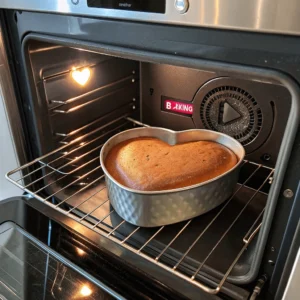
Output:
[80, 285, 92, 297]
[71, 67, 91, 86]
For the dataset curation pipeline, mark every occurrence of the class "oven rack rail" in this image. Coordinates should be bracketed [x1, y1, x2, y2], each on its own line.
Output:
[6, 117, 274, 296]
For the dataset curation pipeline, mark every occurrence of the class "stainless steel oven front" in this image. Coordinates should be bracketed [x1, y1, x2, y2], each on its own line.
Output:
[0, 1, 300, 299]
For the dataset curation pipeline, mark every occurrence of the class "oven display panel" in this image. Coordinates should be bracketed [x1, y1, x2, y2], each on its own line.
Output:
[162, 96, 194, 116]
[87, 0, 166, 14]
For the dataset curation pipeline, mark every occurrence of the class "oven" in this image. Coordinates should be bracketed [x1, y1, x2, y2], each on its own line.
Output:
[0, 1, 299, 299]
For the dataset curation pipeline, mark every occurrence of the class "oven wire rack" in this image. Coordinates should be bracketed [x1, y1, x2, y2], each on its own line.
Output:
[6, 117, 274, 295]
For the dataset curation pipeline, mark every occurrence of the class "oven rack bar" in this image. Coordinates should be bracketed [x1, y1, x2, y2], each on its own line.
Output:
[42, 61, 99, 81]
[37, 121, 129, 177]
[17, 114, 130, 183]
[50, 74, 136, 106]
[52, 85, 136, 115]
[54, 104, 134, 138]
[6, 117, 274, 295]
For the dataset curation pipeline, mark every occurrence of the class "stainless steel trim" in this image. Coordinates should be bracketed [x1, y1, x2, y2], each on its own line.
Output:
[1, 0, 300, 35]
[0, 24, 27, 166]
[282, 248, 300, 300]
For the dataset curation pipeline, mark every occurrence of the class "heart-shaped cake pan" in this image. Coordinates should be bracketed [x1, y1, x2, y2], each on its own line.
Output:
[100, 127, 245, 227]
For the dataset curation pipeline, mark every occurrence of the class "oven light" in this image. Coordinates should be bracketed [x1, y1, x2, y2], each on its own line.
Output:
[71, 67, 91, 86]
[80, 285, 92, 297]
[76, 247, 86, 256]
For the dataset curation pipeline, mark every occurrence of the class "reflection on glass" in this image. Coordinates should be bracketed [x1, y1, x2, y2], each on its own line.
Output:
[0, 223, 114, 299]
[80, 285, 92, 297]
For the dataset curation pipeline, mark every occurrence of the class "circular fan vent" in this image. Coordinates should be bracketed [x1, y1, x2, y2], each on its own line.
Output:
[200, 86, 263, 146]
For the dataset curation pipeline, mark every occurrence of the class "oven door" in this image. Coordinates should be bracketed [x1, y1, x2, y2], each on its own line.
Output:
[0, 197, 124, 300]
[0, 197, 216, 300]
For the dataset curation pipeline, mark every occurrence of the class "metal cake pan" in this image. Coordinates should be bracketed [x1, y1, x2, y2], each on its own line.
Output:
[100, 127, 245, 227]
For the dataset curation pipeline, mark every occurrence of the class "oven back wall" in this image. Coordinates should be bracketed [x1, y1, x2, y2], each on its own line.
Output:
[141, 63, 291, 166]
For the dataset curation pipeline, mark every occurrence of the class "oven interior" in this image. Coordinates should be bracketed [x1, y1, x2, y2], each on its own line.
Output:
[7, 40, 293, 296]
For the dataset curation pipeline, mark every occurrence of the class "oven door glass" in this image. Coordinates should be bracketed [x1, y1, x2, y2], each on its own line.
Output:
[0, 222, 121, 300]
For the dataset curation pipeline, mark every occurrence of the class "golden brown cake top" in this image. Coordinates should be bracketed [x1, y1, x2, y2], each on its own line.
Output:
[105, 137, 238, 191]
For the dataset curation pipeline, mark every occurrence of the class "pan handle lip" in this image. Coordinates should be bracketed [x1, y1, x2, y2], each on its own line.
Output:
[100, 127, 245, 195]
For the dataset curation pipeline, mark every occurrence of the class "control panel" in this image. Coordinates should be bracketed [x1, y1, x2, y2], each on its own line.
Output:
[87, 0, 166, 14]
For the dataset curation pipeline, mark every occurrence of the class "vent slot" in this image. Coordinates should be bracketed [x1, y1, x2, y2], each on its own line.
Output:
[200, 86, 263, 146]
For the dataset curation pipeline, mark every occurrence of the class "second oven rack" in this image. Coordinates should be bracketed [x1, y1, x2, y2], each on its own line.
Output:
[6, 117, 274, 296]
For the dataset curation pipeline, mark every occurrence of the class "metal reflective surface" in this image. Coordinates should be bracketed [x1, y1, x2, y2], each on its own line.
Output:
[100, 127, 245, 227]
[282, 248, 300, 300]
[1, 0, 300, 35]
[0, 25, 27, 172]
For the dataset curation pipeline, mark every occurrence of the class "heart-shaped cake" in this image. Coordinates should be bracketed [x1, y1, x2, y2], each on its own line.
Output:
[105, 137, 237, 191]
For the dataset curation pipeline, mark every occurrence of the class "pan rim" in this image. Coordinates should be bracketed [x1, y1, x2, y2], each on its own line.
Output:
[100, 127, 245, 195]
